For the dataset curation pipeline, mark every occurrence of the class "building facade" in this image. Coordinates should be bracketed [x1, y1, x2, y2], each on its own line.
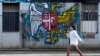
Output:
[0, 0, 100, 49]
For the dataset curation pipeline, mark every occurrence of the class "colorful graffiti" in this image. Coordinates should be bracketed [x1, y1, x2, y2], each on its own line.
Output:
[21, 3, 84, 45]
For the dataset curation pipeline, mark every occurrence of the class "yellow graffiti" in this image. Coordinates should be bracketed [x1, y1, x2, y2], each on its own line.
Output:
[50, 4, 78, 41]
[36, 34, 41, 39]
[58, 5, 77, 27]
[50, 29, 67, 43]
[50, 30, 58, 43]
[51, 3, 77, 27]
[51, 3, 61, 14]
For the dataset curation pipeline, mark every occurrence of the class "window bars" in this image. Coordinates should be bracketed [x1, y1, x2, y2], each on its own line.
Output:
[81, 3, 98, 34]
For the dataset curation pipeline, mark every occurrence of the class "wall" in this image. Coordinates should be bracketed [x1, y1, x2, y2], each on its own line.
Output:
[2, 32, 21, 48]
[0, 2, 99, 49]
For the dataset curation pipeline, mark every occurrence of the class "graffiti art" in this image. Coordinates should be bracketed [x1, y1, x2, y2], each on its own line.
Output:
[21, 2, 85, 45]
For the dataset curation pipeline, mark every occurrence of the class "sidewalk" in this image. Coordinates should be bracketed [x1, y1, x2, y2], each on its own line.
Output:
[0, 53, 99, 56]
[0, 50, 99, 56]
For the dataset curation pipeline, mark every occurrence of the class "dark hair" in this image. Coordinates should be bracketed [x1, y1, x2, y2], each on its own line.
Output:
[70, 25, 76, 30]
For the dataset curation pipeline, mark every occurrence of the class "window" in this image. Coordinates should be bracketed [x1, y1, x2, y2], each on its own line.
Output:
[81, 3, 98, 34]
[3, 3, 19, 32]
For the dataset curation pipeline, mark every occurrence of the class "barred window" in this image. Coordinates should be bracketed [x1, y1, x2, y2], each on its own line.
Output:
[81, 3, 98, 34]
[3, 3, 19, 32]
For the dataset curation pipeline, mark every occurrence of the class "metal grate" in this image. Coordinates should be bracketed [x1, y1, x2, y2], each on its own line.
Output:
[3, 3, 19, 32]
[81, 3, 98, 34]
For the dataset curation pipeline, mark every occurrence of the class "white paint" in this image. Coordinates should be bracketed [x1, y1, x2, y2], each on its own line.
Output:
[20, 3, 30, 11]
[30, 3, 42, 36]
[30, 3, 42, 15]
[30, 21, 42, 36]
[2, 32, 21, 48]
[42, 3, 49, 8]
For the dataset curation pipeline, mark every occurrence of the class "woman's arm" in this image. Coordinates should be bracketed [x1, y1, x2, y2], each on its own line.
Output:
[74, 31, 84, 42]
[66, 30, 70, 38]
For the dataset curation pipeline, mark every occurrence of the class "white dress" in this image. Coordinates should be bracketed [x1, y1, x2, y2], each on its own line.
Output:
[68, 30, 83, 46]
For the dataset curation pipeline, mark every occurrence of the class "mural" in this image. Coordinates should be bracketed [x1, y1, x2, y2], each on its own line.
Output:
[21, 2, 84, 45]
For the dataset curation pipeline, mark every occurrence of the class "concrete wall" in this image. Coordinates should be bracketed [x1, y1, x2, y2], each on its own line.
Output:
[2, 32, 21, 48]
[0, 2, 2, 48]
[0, 2, 99, 49]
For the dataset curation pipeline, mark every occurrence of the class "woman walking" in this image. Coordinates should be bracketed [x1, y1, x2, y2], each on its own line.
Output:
[67, 25, 84, 56]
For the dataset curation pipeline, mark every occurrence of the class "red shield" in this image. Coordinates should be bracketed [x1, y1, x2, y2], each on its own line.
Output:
[50, 14, 58, 30]
[42, 13, 58, 31]
[42, 13, 50, 31]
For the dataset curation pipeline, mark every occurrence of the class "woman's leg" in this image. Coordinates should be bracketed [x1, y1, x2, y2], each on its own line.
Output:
[74, 45, 83, 56]
[67, 45, 72, 56]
